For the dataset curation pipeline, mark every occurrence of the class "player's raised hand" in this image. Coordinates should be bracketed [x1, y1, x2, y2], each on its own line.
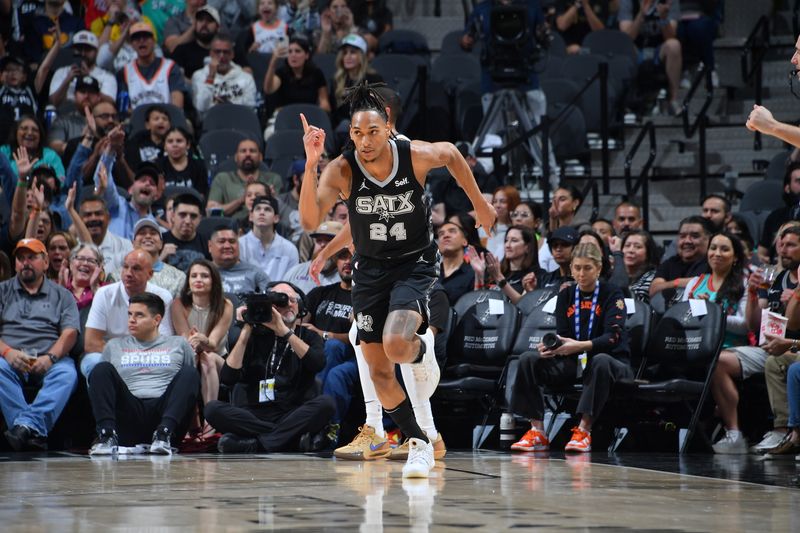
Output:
[474, 198, 497, 237]
[300, 113, 325, 164]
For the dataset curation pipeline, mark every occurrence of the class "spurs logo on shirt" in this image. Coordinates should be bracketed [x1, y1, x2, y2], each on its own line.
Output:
[354, 191, 415, 220]
[345, 139, 432, 259]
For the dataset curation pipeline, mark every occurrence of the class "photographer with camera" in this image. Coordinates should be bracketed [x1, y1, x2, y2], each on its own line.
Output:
[509, 242, 631, 453]
[205, 282, 335, 453]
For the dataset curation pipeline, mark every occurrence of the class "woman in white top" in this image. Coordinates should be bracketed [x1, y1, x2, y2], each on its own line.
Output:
[484, 185, 521, 260]
[172, 259, 234, 435]
[538, 184, 583, 272]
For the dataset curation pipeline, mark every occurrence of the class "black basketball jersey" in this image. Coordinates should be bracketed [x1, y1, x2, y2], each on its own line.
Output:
[344, 139, 432, 260]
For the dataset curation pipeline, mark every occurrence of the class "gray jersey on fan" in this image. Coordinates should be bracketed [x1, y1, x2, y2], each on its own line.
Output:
[101, 335, 195, 399]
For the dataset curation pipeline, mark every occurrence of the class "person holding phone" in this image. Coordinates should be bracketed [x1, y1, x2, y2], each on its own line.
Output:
[192, 33, 257, 117]
[509, 242, 631, 453]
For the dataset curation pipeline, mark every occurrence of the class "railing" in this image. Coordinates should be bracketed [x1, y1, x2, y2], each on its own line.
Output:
[624, 121, 656, 231]
[398, 65, 429, 136]
[740, 15, 770, 151]
[475, 61, 611, 206]
[680, 65, 714, 200]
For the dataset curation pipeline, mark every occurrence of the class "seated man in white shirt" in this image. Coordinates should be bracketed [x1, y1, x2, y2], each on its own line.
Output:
[239, 195, 299, 281]
[81, 249, 174, 382]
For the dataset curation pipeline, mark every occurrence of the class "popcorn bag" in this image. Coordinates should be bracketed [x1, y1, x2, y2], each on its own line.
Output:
[760, 309, 788, 345]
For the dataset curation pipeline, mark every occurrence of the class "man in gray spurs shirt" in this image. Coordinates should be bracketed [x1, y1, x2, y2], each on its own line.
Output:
[87, 292, 199, 455]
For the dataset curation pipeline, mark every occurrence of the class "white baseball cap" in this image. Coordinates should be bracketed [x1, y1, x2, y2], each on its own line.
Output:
[72, 30, 99, 49]
[340, 34, 367, 54]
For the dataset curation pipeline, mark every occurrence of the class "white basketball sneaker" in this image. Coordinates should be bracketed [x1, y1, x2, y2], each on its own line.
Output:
[402, 438, 435, 478]
[410, 328, 439, 391]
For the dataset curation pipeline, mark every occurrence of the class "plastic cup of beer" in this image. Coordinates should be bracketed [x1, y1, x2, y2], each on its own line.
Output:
[761, 266, 777, 289]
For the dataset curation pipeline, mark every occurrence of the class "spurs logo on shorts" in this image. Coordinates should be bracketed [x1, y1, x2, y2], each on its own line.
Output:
[357, 312, 374, 332]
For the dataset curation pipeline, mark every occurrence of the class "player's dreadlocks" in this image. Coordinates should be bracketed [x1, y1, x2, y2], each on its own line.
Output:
[344, 80, 389, 121]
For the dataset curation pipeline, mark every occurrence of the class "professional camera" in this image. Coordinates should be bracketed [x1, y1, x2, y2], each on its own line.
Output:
[241, 291, 289, 325]
[542, 332, 563, 350]
[481, 0, 550, 85]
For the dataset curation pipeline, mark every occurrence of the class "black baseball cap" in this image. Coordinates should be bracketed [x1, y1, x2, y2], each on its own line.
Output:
[75, 75, 101, 94]
[134, 162, 161, 184]
[548, 226, 579, 246]
[252, 195, 279, 213]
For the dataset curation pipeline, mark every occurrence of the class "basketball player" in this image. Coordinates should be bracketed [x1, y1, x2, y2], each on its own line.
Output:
[299, 82, 495, 477]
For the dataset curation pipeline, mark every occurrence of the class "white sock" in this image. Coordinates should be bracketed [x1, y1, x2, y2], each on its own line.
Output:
[727, 429, 743, 439]
[400, 363, 438, 441]
[352, 324, 385, 438]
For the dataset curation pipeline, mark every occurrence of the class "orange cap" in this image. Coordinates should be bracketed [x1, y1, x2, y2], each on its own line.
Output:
[129, 22, 155, 37]
[14, 238, 46, 256]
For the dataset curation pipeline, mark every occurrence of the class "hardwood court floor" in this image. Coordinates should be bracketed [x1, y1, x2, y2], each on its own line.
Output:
[0, 450, 798, 531]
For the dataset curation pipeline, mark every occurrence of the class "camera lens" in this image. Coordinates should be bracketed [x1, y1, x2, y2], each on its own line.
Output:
[542, 333, 561, 350]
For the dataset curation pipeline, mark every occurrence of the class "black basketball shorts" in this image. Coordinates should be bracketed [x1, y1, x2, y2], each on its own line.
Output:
[351, 243, 440, 344]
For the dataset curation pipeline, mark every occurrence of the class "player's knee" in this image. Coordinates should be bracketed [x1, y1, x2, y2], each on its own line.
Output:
[382, 332, 414, 362]
[368, 364, 395, 386]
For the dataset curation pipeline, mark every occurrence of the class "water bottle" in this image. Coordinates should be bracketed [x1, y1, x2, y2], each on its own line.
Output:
[500, 413, 516, 449]
[44, 105, 57, 129]
[117, 90, 130, 116]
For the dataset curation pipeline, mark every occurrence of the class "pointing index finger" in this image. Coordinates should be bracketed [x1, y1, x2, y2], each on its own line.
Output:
[300, 113, 309, 133]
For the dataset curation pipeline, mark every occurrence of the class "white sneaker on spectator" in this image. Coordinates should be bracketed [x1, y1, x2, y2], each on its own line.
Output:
[751, 429, 788, 453]
[712, 430, 748, 454]
[402, 438, 435, 478]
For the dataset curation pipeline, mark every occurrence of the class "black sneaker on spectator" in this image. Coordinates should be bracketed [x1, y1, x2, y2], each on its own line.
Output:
[89, 428, 119, 455]
[217, 433, 259, 453]
[150, 427, 174, 455]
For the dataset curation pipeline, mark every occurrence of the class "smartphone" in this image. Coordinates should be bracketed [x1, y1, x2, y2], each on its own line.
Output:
[209, 207, 224, 217]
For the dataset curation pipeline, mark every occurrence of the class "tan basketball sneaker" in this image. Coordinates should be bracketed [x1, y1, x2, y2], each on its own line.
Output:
[389, 434, 447, 461]
[334, 425, 392, 460]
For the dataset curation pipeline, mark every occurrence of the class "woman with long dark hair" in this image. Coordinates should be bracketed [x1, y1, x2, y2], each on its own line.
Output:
[620, 230, 661, 302]
[157, 127, 208, 198]
[0, 116, 65, 180]
[681, 231, 748, 347]
[472, 225, 542, 303]
[264, 36, 331, 112]
[171, 259, 234, 431]
[46, 231, 77, 280]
